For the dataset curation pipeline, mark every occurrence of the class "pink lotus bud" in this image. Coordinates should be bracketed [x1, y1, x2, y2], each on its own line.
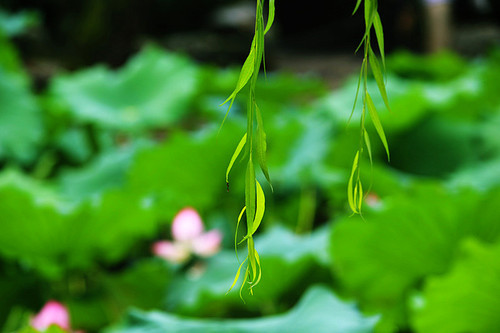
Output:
[31, 300, 70, 331]
[192, 230, 223, 257]
[153, 241, 190, 263]
[171, 208, 204, 241]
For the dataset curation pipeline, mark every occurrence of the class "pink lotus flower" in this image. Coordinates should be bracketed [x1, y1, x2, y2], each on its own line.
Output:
[152, 241, 190, 263]
[153, 207, 223, 263]
[31, 300, 70, 331]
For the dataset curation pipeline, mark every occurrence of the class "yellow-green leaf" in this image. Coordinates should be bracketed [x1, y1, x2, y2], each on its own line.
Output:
[226, 258, 247, 294]
[220, 40, 256, 128]
[369, 47, 391, 112]
[364, 0, 376, 29]
[245, 158, 256, 232]
[357, 180, 363, 211]
[366, 92, 390, 160]
[255, 105, 272, 188]
[235, 206, 247, 258]
[353, 0, 363, 15]
[226, 133, 247, 184]
[252, 249, 262, 287]
[373, 12, 385, 70]
[252, 180, 265, 234]
[363, 129, 373, 165]
[348, 151, 360, 213]
[248, 237, 257, 284]
[348, 60, 366, 125]
[264, 0, 275, 34]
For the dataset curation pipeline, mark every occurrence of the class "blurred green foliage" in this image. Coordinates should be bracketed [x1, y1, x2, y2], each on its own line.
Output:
[1, 8, 500, 333]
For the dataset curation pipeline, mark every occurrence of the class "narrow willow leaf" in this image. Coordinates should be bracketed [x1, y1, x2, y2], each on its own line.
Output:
[224, 39, 256, 105]
[239, 265, 250, 299]
[252, 180, 265, 234]
[220, 40, 256, 129]
[348, 61, 365, 125]
[245, 158, 256, 232]
[226, 258, 247, 294]
[353, 181, 359, 211]
[264, 0, 275, 34]
[364, 0, 376, 29]
[226, 133, 247, 185]
[369, 47, 391, 112]
[366, 93, 390, 160]
[363, 129, 373, 165]
[235, 206, 247, 259]
[255, 105, 272, 188]
[353, 0, 363, 15]
[248, 237, 257, 284]
[348, 151, 360, 213]
[357, 180, 363, 211]
[252, 249, 262, 287]
[373, 12, 386, 70]
[354, 35, 366, 54]
[355, 2, 377, 54]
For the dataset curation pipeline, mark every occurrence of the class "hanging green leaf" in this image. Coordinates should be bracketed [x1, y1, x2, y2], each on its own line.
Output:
[353, 0, 363, 15]
[348, 151, 361, 214]
[252, 180, 265, 234]
[369, 47, 391, 112]
[226, 133, 247, 185]
[366, 92, 389, 160]
[226, 258, 247, 294]
[363, 129, 373, 165]
[348, 60, 366, 125]
[223, 0, 275, 296]
[349, 0, 391, 214]
[264, 0, 275, 34]
[373, 12, 386, 70]
[245, 158, 257, 229]
[235, 206, 247, 258]
[255, 105, 272, 188]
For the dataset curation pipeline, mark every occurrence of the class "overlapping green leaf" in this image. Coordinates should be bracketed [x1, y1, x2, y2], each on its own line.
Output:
[331, 184, 500, 328]
[49, 45, 200, 131]
[413, 239, 500, 333]
[0, 68, 43, 163]
[108, 285, 378, 333]
[0, 171, 158, 278]
[165, 226, 330, 315]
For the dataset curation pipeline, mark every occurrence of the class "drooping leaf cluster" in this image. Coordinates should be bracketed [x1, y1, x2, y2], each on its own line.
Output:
[348, 0, 391, 214]
[223, 0, 275, 297]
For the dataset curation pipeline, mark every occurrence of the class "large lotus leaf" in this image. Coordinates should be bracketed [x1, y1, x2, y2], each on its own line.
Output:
[126, 121, 244, 220]
[0, 68, 43, 163]
[449, 158, 500, 191]
[57, 141, 150, 201]
[165, 226, 330, 316]
[106, 285, 378, 333]
[331, 184, 500, 328]
[413, 239, 500, 333]
[447, 115, 500, 190]
[49, 45, 200, 131]
[0, 171, 158, 278]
